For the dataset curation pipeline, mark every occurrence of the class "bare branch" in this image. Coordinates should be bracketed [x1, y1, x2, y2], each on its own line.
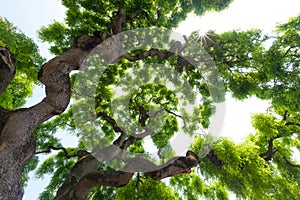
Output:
[109, 8, 127, 34]
[72, 171, 134, 200]
[145, 150, 199, 179]
[163, 106, 186, 127]
[259, 135, 281, 162]
[283, 156, 300, 168]
[282, 45, 299, 58]
[35, 145, 70, 159]
[106, 8, 160, 35]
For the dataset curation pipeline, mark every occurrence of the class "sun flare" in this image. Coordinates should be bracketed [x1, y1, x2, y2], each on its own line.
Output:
[194, 29, 214, 46]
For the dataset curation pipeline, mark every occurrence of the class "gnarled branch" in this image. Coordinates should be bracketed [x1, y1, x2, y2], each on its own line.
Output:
[57, 150, 199, 200]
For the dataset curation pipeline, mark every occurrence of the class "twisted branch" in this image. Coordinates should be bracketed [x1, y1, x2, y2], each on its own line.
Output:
[64, 150, 199, 200]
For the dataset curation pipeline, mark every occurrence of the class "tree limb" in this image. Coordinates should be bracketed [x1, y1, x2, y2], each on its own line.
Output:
[73, 171, 134, 200]
[0, 46, 15, 94]
[57, 150, 199, 200]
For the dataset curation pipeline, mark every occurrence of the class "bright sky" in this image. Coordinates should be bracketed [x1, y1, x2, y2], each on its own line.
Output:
[0, 0, 300, 199]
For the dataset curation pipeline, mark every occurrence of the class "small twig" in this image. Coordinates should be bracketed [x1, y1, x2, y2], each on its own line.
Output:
[282, 110, 288, 120]
[282, 45, 298, 58]
[135, 172, 143, 188]
[285, 121, 300, 127]
[160, 104, 186, 128]
[283, 156, 300, 168]
[36, 145, 70, 159]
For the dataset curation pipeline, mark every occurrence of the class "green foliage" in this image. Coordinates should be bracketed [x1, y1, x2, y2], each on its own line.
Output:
[0, 17, 45, 109]
[22, 156, 39, 187]
[265, 16, 300, 115]
[35, 151, 76, 199]
[34, 108, 75, 153]
[201, 29, 268, 99]
[88, 186, 117, 200]
[170, 172, 229, 200]
[199, 17, 300, 131]
[116, 177, 179, 200]
[39, 0, 233, 55]
[188, 112, 300, 199]
[39, 22, 70, 55]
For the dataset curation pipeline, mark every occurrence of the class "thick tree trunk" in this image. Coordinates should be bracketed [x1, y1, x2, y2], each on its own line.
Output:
[0, 36, 101, 200]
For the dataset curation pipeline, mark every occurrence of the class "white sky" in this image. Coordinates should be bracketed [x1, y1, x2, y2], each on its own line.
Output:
[0, 0, 299, 199]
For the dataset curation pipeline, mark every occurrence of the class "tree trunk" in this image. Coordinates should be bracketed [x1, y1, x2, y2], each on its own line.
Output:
[0, 36, 101, 199]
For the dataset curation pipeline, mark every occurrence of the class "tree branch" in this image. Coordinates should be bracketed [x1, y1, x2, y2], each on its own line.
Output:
[35, 145, 70, 158]
[259, 136, 281, 162]
[58, 150, 199, 200]
[145, 150, 200, 179]
[0, 46, 15, 94]
[285, 121, 300, 127]
[96, 111, 127, 146]
[109, 8, 127, 34]
[121, 48, 170, 61]
[127, 9, 161, 25]
[283, 156, 300, 168]
[73, 171, 134, 200]
[206, 150, 223, 167]
[282, 45, 299, 58]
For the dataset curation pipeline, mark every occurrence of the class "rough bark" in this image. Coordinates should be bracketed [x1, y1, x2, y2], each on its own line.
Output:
[55, 150, 199, 200]
[0, 34, 102, 199]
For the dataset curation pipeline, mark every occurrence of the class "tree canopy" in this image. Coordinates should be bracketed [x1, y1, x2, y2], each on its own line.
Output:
[0, 0, 299, 200]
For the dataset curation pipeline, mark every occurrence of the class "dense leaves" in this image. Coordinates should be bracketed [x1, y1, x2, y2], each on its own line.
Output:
[0, 17, 44, 109]
[39, 0, 233, 55]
